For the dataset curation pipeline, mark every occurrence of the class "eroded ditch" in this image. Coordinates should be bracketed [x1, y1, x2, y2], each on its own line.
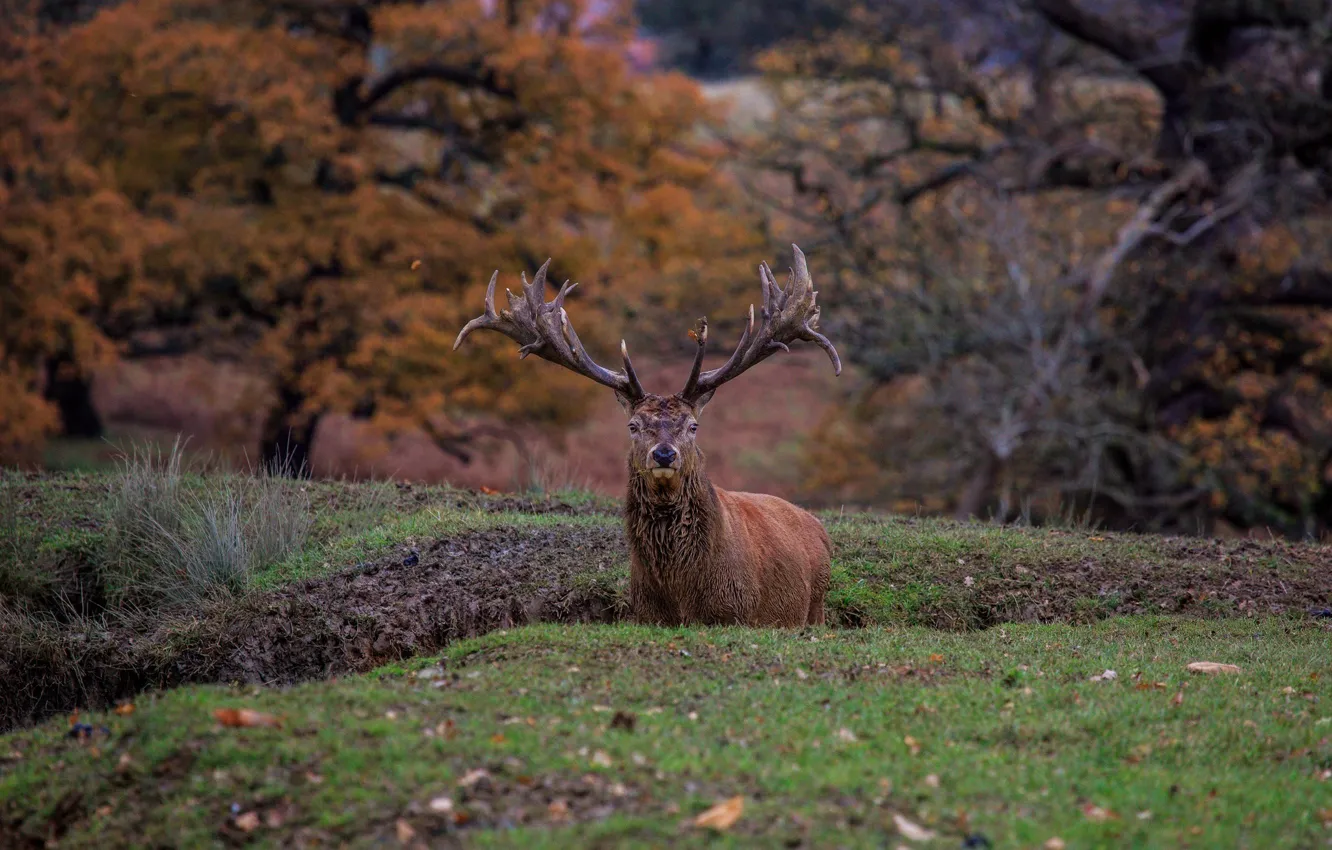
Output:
[1, 524, 630, 733]
[3, 520, 1332, 734]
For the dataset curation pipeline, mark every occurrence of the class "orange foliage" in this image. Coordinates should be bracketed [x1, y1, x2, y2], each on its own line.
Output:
[1, 0, 759, 462]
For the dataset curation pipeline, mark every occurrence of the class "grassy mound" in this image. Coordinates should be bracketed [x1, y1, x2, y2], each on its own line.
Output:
[3, 619, 1330, 847]
[3, 465, 1332, 734]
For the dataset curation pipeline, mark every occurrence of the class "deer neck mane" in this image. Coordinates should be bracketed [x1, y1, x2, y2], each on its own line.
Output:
[623, 459, 721, 571]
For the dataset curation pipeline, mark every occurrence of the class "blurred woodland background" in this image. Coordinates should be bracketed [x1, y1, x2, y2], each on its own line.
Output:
[4, 0, 1332, 539]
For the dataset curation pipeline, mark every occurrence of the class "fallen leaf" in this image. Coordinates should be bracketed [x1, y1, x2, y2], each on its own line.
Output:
[591, 749, 612, 767]
[265, 807, 287, 828]
[1135, 681, 1167, 690]
[429, 796, 454, 813]
[893, 813, 936, 841]
[1318, 808, 1332, 827]
[458, 768, 490, 788]
[1186, 662, 1242, 675]
[929, 654, 945, 663]
[836, 728, 858, 743]
[410, 259, 422, 270]
[1090, 669, 1118, 682]
[693, 796, 744, 831]
[395, 818, 415, 843]
[1083, 804, 1118, 822]
[213, 708, 281, 729]
[1089, 536, 1106, 541]
[234, 811, 261, 833]
[1137, 810, 1153, 820]
[113, 703, 134, 716]
[924, 773, 940, 788]
[490, 733, 506, 745]
[1044, 839, 1066, 850]
[1171, 690, 1184, 707]
[479, 486, 499, 495]
[548, 799, 570, 822]
[904, 735, 922, 755]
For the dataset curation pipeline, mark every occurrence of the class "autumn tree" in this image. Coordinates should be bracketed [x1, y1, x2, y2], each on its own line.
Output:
[742, 0, 1332, 536]
[1, 0, 759, 471]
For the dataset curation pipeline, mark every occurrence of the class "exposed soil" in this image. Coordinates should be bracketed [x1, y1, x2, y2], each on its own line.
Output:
[4, 518, 1332, 735]
[0, 524, 628, 735]
[830, 521, 1332, 630]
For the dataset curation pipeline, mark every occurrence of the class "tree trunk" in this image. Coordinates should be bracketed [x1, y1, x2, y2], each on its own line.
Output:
[954, 452, 1001, 521]
[260, 390, 316, 478]
[45, 357, 102, 438]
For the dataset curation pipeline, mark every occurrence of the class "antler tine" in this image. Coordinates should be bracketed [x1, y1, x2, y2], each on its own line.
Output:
[453, 271, 502, 350]
[619, 339, 645, 399]
[453, 261, 647, 402]
[679, 317, 709, 400]
[677, 244, 841, 404]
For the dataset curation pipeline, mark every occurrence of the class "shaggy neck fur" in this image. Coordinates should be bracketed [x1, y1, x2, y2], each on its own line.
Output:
[623, 450, 722, 576]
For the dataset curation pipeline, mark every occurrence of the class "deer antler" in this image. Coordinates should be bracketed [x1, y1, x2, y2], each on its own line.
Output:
[679, 244, 841, 404]
[453, 260, 646, 403]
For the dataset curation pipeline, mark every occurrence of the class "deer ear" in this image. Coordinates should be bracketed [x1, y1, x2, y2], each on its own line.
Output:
[614, 390, 637, 415]
[690, 389, 715, 416]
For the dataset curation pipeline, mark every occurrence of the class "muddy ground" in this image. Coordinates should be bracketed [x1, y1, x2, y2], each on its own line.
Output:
[0, 524, 627, 734]
[4, 517, 1332, 734]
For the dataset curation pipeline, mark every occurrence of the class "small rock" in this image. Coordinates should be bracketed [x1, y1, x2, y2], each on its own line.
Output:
[401, 550, 420, 567]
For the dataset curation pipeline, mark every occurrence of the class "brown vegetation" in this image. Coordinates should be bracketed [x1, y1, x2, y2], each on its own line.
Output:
[1, 0, 757, 470]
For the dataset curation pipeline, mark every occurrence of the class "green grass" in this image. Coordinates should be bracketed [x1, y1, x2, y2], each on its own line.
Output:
[3, 618, 1330, 848]
[255, 508, 616, 589]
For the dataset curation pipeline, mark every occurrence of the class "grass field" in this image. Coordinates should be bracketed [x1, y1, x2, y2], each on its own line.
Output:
[3, 461, 1331, 847]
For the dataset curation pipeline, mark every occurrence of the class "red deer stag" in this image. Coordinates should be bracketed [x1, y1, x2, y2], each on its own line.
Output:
[454, 245, 840, 627]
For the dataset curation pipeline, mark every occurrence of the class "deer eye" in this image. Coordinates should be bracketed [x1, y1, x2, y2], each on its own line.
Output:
[689, 423, 698, 434]
[628, 422, 639, 434]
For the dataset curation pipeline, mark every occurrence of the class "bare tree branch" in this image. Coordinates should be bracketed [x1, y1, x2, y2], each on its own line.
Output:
[1032, 0, 1188, 97]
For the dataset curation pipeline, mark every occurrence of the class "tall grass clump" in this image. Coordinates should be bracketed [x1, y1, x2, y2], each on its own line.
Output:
[103, 439, 312, 606]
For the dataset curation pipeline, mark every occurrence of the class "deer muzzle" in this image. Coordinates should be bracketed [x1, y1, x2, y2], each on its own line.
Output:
[649, 445, 678, 478]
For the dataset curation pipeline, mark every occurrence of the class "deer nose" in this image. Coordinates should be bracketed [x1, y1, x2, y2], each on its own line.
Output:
[650, 445, 677, 467]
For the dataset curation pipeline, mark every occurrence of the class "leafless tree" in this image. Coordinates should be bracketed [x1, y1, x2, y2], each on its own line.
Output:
[740, 0, 1332, 534]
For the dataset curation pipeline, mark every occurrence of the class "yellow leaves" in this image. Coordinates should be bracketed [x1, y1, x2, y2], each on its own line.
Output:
[212, 707, 282, 728]
[1186, 662, 1242, 675]
[692, 796, 744, 831]
[892, 813, 936, 841]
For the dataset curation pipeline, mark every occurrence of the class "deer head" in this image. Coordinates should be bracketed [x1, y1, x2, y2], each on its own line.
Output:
[453, 245, 841, 498]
